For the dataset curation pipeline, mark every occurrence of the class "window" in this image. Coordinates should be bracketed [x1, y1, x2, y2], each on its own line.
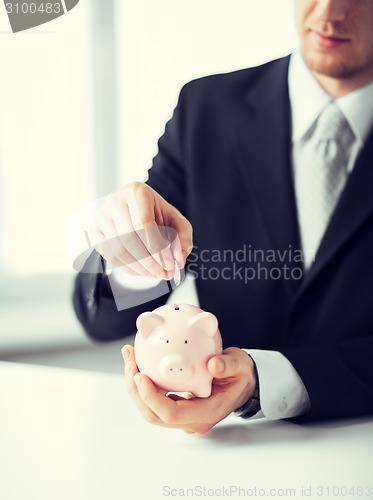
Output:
[0, 1, 117, 347]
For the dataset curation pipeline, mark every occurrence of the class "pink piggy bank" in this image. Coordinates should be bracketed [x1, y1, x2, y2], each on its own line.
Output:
[134, 303, 223, 398]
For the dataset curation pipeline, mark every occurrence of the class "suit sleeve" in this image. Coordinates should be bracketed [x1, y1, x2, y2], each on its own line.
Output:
[72, 85, 191, 342]
[279, 335, 373, 422]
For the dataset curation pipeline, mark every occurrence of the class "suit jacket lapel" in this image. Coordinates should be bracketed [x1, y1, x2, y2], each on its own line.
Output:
[232, 57, 302, 293]
[232, 57, 373, 299]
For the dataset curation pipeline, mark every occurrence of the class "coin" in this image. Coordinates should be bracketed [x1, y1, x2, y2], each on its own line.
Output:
[174, 259, 181, 286]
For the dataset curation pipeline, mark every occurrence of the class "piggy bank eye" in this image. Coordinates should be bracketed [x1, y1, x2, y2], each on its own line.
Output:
[184, 340, 188, 344]
[166, 340, 169, 343]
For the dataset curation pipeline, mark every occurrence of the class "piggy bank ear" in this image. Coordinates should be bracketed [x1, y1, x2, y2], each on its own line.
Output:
[136, 312, 165, 339]
[189, 312, 218, 338]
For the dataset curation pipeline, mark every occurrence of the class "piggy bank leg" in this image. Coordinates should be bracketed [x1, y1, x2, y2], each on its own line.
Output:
[190, 385, 212, 398]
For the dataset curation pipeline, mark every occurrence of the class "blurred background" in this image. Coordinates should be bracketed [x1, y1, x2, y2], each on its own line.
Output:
[0, 0, 297, 374]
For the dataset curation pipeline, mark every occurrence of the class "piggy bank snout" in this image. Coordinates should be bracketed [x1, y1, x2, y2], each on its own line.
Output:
[160, 354, 194, 382]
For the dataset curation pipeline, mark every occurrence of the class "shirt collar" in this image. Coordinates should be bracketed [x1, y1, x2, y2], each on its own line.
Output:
[288, 50, 373, 145]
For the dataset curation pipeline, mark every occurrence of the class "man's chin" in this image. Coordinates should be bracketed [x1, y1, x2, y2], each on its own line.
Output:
[302, 50, 358, 80]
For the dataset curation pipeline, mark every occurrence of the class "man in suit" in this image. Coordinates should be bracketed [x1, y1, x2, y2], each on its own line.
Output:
[74, 0, 373, 434]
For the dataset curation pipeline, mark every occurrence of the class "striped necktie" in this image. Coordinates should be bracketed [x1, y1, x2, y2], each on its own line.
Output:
[295, 102, 355, 270]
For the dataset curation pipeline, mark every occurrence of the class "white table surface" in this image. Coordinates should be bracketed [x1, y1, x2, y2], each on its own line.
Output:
[1, 361, 372, 500]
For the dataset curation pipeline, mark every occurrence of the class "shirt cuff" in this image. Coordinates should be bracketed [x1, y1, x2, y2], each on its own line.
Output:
[242, 349, 310, 420]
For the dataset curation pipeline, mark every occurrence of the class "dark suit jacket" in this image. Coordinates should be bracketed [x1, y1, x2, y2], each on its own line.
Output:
[73, 56, 373, 423]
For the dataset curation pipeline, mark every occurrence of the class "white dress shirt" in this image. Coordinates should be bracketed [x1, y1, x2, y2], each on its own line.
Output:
[108, 51, 373, 420]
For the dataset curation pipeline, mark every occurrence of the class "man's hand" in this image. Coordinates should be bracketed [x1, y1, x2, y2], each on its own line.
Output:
[122, 345, 257, 434]
[88, 182, 193, 280]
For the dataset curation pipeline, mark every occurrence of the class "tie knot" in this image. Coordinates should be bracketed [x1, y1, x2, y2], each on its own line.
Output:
[314, 102, 354, 146]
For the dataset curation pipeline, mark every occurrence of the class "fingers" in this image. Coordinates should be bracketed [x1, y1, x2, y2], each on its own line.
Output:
[129, 182, 193, 269]
[133, 372, 216, 434]
[127, 185, 175, 270]
[123, 344, 184, 426]
[98, 216, 158, 278]
[122, 345, 163, 425]
[167, 210, 193, 268]
[89, 182, 193, 279]
[122, 344, 254, 434]
[122, 344, 215, 433]
[93, 192, 166, 278]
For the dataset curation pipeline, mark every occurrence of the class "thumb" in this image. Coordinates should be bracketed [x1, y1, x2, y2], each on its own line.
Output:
[168, 210, 193, 268]
[126, 183, 193, 269]
[207, 348, 245, 379]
